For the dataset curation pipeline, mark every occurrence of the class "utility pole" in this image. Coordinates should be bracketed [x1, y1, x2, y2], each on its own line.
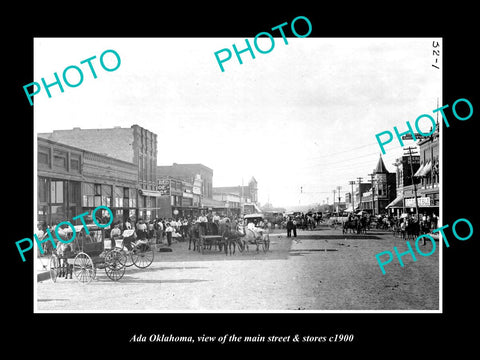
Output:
[357, 177, 363, 210]
[407, 146, 420, 221]
[333, 189, 336, 211]
[349, 180, 355, 212]
[368, 172, 376, 216]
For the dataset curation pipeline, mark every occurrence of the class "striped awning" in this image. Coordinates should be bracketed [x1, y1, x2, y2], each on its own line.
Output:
[420, 161, 432, 176]
[414, 163, 425, 177]
[386, 194, 404, 209]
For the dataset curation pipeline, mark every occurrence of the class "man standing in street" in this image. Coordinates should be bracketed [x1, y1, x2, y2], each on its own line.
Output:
[165, 222, 173, 246]
[198, 212, 208, 237]
[286, 217, 293, 237]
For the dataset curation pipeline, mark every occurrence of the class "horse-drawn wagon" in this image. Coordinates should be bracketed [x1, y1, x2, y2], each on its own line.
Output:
[48, 226, 154, 284]
[237, 214, 270, 253]
[187, 214, 270, 255]
[48, 224, 127, 284]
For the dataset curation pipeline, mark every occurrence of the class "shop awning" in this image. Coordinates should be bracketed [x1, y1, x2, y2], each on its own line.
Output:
[414, 163, 425, 177]
[202, 197, 227, 208]
[386, 194, 404, 209]
[419, 161, 432, 176]
[138, 189, 163, 197]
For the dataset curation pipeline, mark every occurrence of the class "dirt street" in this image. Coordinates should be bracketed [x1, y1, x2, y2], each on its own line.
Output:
[36, 227, 439, 312]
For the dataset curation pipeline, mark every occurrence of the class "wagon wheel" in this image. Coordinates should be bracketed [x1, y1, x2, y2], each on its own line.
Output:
[73, 252, 95, 284]
[132, 242, 154, 268]
[115, 247, 134, 267]
[49, 254, 60, 283]
[104, 249, 126, 281]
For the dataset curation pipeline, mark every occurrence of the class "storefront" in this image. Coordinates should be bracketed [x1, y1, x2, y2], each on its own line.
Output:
[138, 189, 163, 221]
[37, 177, 83, 225]
[37, 137, 138, 227]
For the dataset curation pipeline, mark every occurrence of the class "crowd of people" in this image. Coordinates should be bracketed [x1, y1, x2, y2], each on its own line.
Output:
[106, 212, 276, 249]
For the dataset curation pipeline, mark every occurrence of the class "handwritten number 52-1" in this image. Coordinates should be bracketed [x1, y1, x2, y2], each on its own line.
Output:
[432, 41, 440, 69]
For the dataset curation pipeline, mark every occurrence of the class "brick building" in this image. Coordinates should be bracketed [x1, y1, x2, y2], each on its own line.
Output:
[213, 177, 258, 204]
[157, 163, 213, 199]
[387, 153, 421, 215]
[360, 155, 396, 215]
[37, 137, 138, 226]
[413, 128, 440, 216]
[38, 124, 160, 220]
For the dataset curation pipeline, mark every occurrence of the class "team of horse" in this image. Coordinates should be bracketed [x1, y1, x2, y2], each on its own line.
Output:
[342, 215, 424, 242]
[187, 221, 269, 255]
[342, 216, 369, 234]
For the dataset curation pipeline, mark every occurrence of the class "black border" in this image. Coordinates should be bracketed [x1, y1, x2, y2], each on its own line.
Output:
[7, 5, 479, 353]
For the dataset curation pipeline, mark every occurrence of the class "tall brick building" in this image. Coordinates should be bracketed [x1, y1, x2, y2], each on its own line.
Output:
[38, 124, 161, 220]
[37, 136, 138, 226]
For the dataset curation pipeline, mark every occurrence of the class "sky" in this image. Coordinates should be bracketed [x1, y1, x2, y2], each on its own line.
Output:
[34, 37, 442, 209]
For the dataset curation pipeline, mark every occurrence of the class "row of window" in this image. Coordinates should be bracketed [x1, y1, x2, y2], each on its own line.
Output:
[38, 146, 81, 172]
[38, 178, 141, 208]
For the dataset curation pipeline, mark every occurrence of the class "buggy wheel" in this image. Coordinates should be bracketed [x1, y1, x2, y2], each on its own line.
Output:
[49, 254, 60, 283]
[115, 247, 134, 267]
[132, 243, 154, 268]
[105, 249, 126, 281]
[73, 252, 95, 284]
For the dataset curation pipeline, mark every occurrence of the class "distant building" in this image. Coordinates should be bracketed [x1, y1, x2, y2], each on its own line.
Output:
[360, 155, 396, 215]
[212, 192, 241, 216]
[213, 177, 258, 206]
[157, 163, 213, 199]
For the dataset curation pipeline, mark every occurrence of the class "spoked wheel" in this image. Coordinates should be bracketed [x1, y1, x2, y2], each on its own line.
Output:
[115, 247, 134, 267]
[73, 252, 95, 284]
[104, 249, 126, 281]
[49, 254, 60, 283]
[132, 242, 154, 268]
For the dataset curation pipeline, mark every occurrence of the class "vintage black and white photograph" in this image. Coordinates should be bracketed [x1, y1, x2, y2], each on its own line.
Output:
[33, 37, 442, 312]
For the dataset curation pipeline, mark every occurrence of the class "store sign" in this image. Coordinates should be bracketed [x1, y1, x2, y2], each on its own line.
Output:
[405, 197, 431, 207]
[157, 179, 170, 195]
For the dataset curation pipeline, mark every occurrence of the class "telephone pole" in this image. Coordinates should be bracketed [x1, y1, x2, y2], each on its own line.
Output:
[332, 189, 336, 211]
[368, 172, 376, 216]
[357, 177, 363, 210]
[349, 180, 355, 212]
[406, 146, 420, 221]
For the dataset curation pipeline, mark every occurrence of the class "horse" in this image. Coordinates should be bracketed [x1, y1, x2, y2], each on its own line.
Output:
[406, 220, 420, 241]
[238, 224, 267, 252]
[357, 217, 368, 234]
[342, 219, 357, 234]
[188, 222, 201, 251]
[218, 221, 242, 255]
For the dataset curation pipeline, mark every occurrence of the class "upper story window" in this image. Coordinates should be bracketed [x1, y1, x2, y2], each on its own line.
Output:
[38, 146, 51, 167]
[53, 150, 67, 170]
